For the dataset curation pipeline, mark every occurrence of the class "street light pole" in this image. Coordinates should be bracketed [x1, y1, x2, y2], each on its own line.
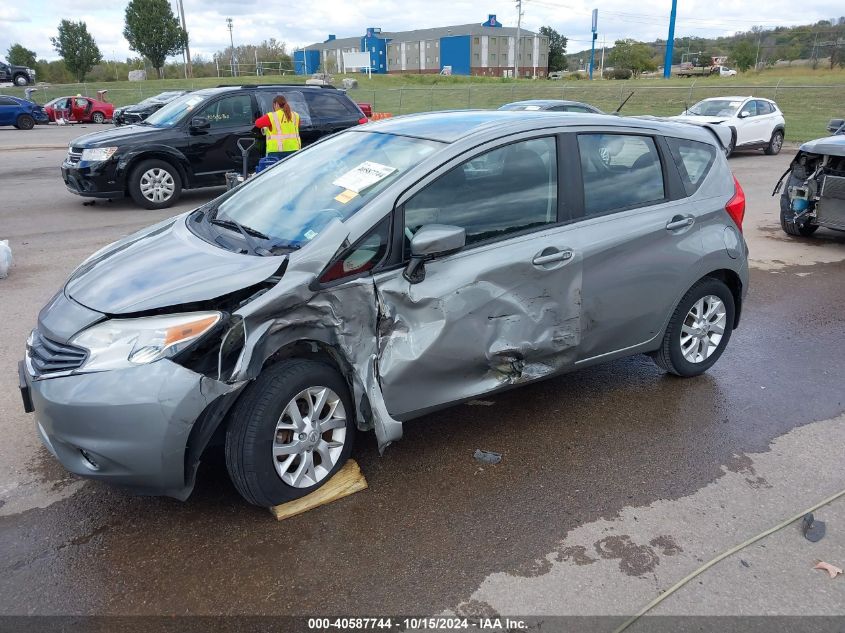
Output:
[227, 18, 237, 77]
[663, 0, 678, 78]
[176, 0, 192, 78]
[514, 0, 522, 78]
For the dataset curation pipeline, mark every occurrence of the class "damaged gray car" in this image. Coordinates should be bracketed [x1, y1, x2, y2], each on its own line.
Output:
[20, 111, 749, 506]
[776, 123, 845, 236]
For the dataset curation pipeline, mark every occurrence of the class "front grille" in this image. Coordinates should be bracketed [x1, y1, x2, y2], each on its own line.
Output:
[27, 330, 87, 376]
[67, 147, 83, 165]
[818, 175, 845, 230]
[124, 112, 142, 123]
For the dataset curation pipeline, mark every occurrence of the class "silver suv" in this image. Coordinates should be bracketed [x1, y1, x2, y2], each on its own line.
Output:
[20, 111, 748, 506]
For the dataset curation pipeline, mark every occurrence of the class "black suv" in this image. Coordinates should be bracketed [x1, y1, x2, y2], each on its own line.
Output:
[61, 84, 367, 209]
[0, 60, 35, 86]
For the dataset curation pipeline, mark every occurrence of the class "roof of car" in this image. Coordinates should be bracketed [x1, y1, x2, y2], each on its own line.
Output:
[501, 99, 597, 108]
[700, 95, 773, 102]
[195, 84, 340, 97]
[355, 110, 712, 144]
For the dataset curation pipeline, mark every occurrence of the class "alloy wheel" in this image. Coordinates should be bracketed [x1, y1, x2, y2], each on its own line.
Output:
[272, 386, 347, 488]
[680, 295, 727, 363]
[138, 168, 175, 203]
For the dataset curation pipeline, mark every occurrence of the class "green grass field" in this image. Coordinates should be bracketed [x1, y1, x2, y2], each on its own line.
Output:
[3, 67, 843, 142]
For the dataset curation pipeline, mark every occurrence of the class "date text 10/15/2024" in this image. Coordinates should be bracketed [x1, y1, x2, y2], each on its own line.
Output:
[307, 617, 528, 630]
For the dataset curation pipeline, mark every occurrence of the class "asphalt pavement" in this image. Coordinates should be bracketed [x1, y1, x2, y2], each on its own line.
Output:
[0, 125, 844, 628]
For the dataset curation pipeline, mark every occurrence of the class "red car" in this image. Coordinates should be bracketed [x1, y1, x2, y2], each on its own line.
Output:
[44, 96, 114, 124]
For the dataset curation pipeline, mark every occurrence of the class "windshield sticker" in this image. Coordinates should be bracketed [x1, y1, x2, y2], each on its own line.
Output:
[185, 95, 203, 110]
[304, 229, 318, 241]
[332, 161, 397, 193]
[334, 189, 359, 204]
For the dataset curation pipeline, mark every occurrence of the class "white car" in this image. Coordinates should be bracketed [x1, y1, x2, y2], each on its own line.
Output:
[715, 65, 737, 77]
[673, 96, 785, 156]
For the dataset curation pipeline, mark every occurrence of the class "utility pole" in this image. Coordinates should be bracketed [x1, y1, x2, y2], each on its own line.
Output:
[589, 9, 597, 79]
[176, 0, 192, 78]
[663, 0, 677, 78]
[227, 18, 237, 77]
[600, 36, 606, 78]
[515, 0, 522, 78]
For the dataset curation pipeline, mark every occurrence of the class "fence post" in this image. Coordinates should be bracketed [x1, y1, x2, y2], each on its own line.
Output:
[429, 88, 433, 112]
[688, 78, 696, 104]
[511, 84, 515, 101]
[468, 86, 472, 109]
[398, 88, 403, 115]
[774, 79, 782, 101]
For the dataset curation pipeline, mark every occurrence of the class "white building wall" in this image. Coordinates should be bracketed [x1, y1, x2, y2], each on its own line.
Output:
[401, 42, 407, 71]
[419, 40, 426, 70]
[481, 36, 488, 68]
[507, 36, 514, 71]
[533, 35, 540, 76]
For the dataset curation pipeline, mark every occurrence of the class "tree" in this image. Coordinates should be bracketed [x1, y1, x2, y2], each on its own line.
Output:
[123, 0, 187, 79]
[608, 39, 657, 77]
[7, 44, 37, 68]
[731, 40, 756, 72]
[50, 20, 102, 82]
[539, 26, 568, 72]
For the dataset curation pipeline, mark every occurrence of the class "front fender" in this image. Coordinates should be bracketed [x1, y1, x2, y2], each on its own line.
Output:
[116, 146, 193, 188]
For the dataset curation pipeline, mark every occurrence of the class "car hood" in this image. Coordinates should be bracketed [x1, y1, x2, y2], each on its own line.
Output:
[69, 123, 169, 148]
[123, 102, 161, 113]
[799, 134, 845, 157]
[671, 115, 729, 125]
[65, 214, 285, 314]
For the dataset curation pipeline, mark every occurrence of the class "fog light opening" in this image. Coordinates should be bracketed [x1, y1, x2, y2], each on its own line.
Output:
[79, 449, 101, 471]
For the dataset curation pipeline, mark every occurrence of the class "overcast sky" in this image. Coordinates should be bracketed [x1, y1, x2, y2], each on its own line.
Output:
[2, 0, 842, 64]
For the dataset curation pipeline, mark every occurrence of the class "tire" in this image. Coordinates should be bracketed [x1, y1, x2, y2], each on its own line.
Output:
[764, 129, 784, 155]
[13, 74, 28, 86]
[128, 159, 182, 210]
[780, 190, 819, 236]
[15, 114, 35, 130]
[725, 129, 736, 157]
[225, 359, 356, 507]
[650, 278, 736, 377]
[92, 111, 105, 124]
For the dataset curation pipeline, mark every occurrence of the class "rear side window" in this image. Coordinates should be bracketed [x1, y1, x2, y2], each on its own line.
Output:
[577, 134, 665, 216]
[304, 92, 358, 119]
[256, 91, 312, 126]
[666, 137, 716, 196]
[0, 97, 17, 106]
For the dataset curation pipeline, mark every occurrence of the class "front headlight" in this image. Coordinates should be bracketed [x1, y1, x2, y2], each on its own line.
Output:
[71, 311, 222, 372]
[80, 147, 118, 162]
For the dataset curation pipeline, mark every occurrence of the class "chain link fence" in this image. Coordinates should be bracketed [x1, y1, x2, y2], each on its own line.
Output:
[3, 80, 842, 142]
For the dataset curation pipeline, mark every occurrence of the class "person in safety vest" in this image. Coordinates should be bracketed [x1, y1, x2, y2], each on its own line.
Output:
[254, 95, 301, 158]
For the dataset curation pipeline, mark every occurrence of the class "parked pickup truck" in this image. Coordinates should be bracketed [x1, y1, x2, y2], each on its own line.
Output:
[0, 60, 36, 86]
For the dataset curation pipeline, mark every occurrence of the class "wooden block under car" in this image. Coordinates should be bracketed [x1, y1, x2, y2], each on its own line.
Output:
[268, 459, 368, 520]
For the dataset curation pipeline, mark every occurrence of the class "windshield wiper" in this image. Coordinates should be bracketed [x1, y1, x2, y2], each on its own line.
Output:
[210, 217, 272, 256]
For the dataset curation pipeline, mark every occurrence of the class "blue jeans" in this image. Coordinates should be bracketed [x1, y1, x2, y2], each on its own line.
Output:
[266, 151, 297, 160]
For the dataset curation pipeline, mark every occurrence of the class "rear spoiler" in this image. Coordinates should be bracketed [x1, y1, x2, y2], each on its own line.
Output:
[629, 115, 732, 154]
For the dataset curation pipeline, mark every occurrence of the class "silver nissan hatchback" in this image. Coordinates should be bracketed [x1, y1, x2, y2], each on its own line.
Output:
[20, 111, 748, 506]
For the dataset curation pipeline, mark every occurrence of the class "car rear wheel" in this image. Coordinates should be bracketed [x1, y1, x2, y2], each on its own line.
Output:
[650, 278, 735, 377]
[765, 130, 784, 155]
[92, 111, 105, 124]
[15, 114, 35, 130]
[128, 159, 182, 209]
[225, 359, 355, 507]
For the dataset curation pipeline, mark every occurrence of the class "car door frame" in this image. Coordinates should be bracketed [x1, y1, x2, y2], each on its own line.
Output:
[369, 128, 587, 420]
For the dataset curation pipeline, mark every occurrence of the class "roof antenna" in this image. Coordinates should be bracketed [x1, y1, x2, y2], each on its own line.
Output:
[614, 91, 634, 114]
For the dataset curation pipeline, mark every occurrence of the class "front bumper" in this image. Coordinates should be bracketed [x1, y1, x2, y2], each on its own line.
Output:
[23, 359, 232, 499]
[61, 159, 124, 199]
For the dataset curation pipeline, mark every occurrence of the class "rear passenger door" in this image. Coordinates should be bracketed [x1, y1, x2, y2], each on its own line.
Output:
[565, 131, 708, 362]
[255, 90, 319, 148]
[304, 90, 362, 137]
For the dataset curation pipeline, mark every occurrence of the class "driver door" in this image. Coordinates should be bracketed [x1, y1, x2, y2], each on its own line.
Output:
[373, 135, 584, 418]
[188, 93, 258, 186]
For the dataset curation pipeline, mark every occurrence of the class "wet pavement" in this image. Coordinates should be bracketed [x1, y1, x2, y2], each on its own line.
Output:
[1, 135, 844, 619]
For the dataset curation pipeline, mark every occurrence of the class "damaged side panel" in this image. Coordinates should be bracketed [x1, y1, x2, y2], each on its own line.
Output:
[227, 219, 404, 450]
[373, 231, 583, 419]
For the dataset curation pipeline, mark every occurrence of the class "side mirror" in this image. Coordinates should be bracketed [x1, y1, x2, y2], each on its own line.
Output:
[190, 116, 210, 132]
[404, 224, 466, 283]
[738, 110, 751, 119]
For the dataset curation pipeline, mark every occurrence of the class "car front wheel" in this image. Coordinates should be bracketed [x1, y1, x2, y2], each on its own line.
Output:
[650, 278, 735, 377]
[128, 159, 182, 209]
[225, 359, 356, 507]
[765, 130, 784, 155]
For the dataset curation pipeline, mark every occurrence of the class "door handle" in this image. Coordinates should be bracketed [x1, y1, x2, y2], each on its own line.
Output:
[532, 249, 573, 266]
[666, 216, 694, 231]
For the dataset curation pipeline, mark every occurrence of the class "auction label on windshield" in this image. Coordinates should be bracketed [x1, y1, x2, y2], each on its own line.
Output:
[332, 161, 396, 193]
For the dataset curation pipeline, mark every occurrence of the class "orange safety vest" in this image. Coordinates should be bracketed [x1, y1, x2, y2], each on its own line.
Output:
[265, 110, 301, 153]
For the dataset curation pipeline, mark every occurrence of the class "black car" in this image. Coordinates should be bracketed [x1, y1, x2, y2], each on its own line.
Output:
[62, 84, 368, 209]
[0, 60, 35, 86]
[498, 99, 604, 114]
[113, 91, 189, 126]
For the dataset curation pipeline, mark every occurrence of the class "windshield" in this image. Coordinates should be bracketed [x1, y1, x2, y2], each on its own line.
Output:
[688, 99, 742, 117]
[144, 92, 207, 127]
[206, 131, 443, 250]
[499, 104, 543, 111]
